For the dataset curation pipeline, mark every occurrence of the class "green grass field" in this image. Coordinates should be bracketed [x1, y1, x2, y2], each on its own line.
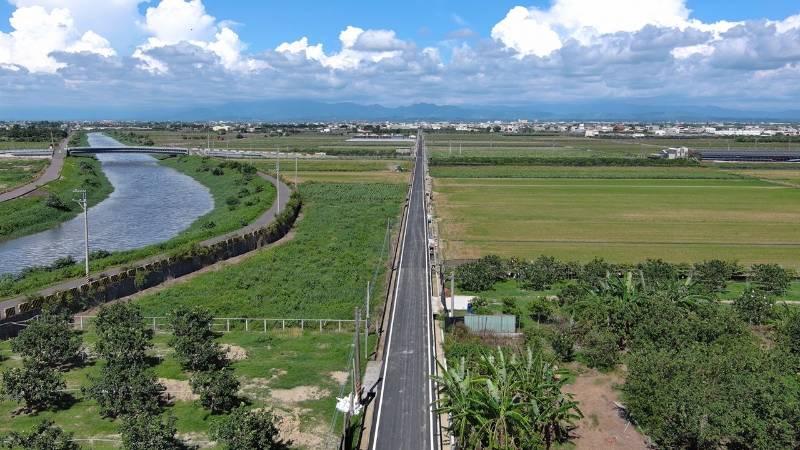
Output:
[434, 167, 800, 269]
[135, 182, 404, 319]
[0, 156, 112, 243]
[0, 141, 52, 150]
[252, 158, 411, 184]
[0, 159, 47, 192]
[0, 157, 275, 299]
[431, 165, 743, 179]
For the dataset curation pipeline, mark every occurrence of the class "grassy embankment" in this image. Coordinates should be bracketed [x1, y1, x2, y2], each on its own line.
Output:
[0, 157, 275, 299]
[0, 159, 48, 192]
[433, 164, 800, 269]
[0, 156, 112, 242]
[0, 180, 407, 448]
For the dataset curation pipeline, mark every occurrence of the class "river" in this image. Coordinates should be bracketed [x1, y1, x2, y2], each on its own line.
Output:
[0, 133, 214, 276]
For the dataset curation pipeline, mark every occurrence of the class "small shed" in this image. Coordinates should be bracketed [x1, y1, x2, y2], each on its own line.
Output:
[464, 314, 517, 334]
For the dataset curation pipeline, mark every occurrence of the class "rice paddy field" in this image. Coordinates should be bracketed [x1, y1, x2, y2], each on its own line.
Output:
[433, 165, 800, 269]
[425, 133, 800, 159]
[115, 129, 414, 157]
[252, 158, 411, 184]
[0, 158, 47, 192]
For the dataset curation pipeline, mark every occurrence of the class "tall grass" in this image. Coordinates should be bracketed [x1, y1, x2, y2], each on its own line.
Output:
[135, 182, 405, 319]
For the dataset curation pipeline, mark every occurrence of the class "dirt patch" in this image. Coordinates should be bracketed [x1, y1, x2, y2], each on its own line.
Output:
[328, 371, 349, 385]
[177, 432, 215, 448]
[221, 344, 248, 361]
[564, 367, 649, 450]
[270, 385, 329, 403]
[274, 408, 334, 449]
[159, 378, 198, 402]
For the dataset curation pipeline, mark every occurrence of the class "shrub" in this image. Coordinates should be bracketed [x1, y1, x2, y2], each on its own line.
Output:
[168, 307, 225, 371]
[120, 413, 182, 450]
[733, 287, 774, 325]
[1, 363, 65, 412]
[528, 297, 554, 323]
[84, 365, 164, 418]
[519, 255, 572, 290]
[636, 259, 679, 284]
[191, 368, 241, 414]
[2, 420, 78, 450]
[751, 264, 792, 296]
[44, 194, 70, 211]
[692, 260, 740, 293]
[550, 327, 576, 362]
[94, 303, 153, 368]
[11, 312, 82, 368]
[581, 328, 620, 370]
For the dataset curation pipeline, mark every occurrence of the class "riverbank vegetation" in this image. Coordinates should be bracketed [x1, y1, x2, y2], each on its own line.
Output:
[0, 157, 275, 299]
[0, 123, 66, 150]
[0, 156, 112, 243]
[444, 254, 800, 449]
[0, 159, 48, 192]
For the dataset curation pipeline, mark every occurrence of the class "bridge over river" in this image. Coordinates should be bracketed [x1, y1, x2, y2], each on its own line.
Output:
[66, 146, 190, 156]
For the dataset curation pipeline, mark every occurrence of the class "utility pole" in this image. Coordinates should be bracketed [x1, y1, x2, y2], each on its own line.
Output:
[365, 281, 370, 360]
[353, 307, 362, 397]
[295, 155, 298, 188]
[276, 150, 280, 211]
[73, 189, 89, 277]
[450, 272, 455, 319]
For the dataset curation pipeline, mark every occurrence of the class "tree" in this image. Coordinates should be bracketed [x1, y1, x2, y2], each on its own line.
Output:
[11, 312, 82, 369]
[120, 413, 183, 450]
[168, 307, 225, 371]
[84, 365, 163, 418]
[1, 364, 65, 413]
[191, 368, 240, 414]
[528, 297, 554, 324]
[550, 327, 576, 362]
[519, 256, 572, 291]
[751, 264, 792, 296]
[1, 420, 77, 450]
[693, 260, 740, 293]
[213, 407, 289, 450]
[94, 303, 153, 368]
[581, 328, 619, 370]
[733, 287, 774, 325]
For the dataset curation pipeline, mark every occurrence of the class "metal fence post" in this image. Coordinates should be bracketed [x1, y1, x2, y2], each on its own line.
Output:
[79, 316, 84, 330]
[264, 319, 267, 333]
[226, 319, 230, 332]
[152, 317, 157, 332]
[245, 319, 249, 331]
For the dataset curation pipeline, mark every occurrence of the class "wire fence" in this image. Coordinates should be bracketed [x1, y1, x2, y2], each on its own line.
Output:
[71, 315, 366, 334]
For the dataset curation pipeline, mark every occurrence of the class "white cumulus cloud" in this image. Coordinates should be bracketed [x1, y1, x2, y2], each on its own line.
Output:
[134, 0, 266, 74]
[491, 0, 737, 59]
[276, 25, 407, 70]
[0, 5, 115, 73]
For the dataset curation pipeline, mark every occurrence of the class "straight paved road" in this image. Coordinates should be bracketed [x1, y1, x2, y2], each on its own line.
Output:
[371, 134, 439, 450]
[0, 142, 65, 203]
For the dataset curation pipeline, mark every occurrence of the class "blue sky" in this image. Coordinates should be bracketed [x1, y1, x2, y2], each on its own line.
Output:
[1, 0, 800, 117]
[187, 0, 800, 52]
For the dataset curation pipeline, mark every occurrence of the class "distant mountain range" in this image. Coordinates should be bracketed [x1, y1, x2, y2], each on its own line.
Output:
[4, 99, 800, 122]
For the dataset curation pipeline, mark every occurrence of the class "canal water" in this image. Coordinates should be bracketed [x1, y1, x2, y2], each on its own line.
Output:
[0, 133, 214, 276]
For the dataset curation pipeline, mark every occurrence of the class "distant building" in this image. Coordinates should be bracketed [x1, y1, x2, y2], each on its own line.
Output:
[660, 147, 690, 159]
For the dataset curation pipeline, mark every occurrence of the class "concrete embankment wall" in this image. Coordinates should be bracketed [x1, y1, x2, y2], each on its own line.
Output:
[0, 192, 301, 339]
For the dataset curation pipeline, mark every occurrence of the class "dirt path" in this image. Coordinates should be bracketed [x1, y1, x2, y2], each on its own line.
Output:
[0, 137, 67, 202]
[564, 367, 649, 450]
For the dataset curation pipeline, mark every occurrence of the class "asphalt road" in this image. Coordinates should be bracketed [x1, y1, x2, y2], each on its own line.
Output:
[371, 134, 439, 450]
